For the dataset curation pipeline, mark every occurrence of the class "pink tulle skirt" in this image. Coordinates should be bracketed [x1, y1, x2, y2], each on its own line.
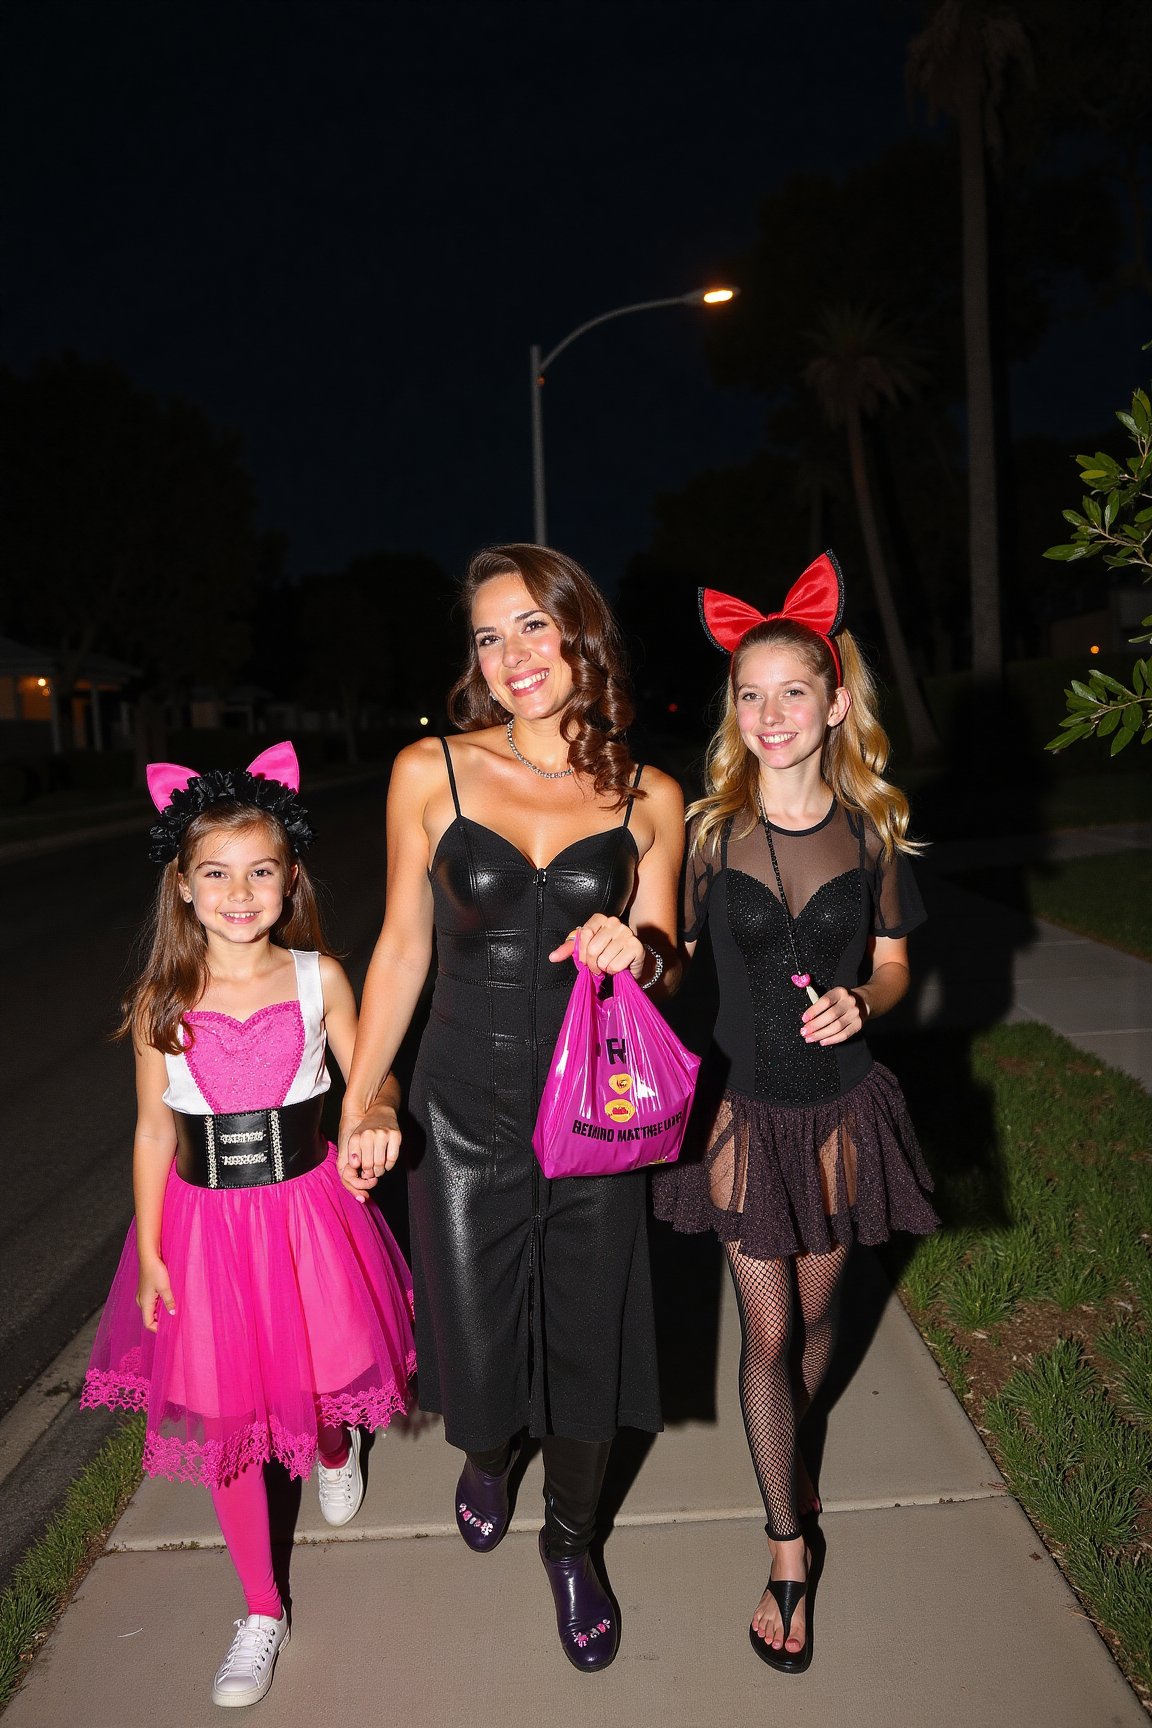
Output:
[82, 1149, 416, 1488]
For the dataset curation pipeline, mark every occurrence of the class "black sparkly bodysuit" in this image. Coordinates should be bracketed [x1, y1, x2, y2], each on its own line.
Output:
[654, 801, 938, 1259]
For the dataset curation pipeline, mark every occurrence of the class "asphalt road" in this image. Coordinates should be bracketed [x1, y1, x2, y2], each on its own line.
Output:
[0, 771, 395, 1580]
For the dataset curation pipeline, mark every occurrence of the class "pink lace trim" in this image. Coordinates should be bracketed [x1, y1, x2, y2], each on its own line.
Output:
[318, 1351, 417, 1432]
[94, 1354, 416, 1488]
[81, 1369, 151, 1414]
[143, 1415, 309, 1486]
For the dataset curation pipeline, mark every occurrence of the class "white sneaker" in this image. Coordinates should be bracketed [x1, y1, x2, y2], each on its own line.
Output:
[317, 1426, 364, 1527]
[211, 1611, 289, 1708]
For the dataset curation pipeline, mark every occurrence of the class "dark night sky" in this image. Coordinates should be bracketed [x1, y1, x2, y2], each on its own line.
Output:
[2, 0, 1145, 590]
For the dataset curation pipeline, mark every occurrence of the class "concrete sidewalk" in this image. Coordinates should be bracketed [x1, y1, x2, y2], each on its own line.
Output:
[905, 824, 1152, 1090]
[7, 1249, 1144, 1728]
[7, 832, 1150, 1727]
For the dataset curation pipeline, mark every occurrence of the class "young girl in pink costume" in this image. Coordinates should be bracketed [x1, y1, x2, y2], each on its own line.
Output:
[82, 742, 415, 1710]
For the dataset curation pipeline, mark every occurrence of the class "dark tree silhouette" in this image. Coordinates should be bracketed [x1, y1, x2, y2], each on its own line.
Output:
[907, 0, 1033, 684]
[296, 553, 458, 760]
[0, 353, 261, 761]
[804, 305, 940, 760]
[701, 132, 1117, 681]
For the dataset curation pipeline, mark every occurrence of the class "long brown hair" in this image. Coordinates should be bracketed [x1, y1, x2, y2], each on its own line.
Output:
[119, 803, 332, 1054]
[690, 619, 922, 861]
[447, 543, 643, 808]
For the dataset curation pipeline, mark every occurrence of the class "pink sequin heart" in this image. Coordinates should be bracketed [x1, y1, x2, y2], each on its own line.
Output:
[184, 1003, 305, 1112]
[791, 972, 811, 989]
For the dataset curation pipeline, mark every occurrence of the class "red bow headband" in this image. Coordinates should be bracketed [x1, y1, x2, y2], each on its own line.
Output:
[145, 742, 314, 863]
[699, 550, 845, 681]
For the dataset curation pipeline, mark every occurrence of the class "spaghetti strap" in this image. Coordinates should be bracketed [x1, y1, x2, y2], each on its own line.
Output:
[622, 762, 644, 830]
[439, 737, 462, 818]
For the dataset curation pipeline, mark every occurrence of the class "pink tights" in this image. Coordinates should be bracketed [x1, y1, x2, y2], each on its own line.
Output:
[209, 1423, 350, 1618]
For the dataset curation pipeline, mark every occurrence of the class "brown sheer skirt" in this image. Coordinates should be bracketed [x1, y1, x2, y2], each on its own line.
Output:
[653, 1062, 937, 1259]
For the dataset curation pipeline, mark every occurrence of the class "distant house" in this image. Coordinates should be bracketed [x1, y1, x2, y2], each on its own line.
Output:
[0, 636, 139, 754]
[186, 683, 274, 732]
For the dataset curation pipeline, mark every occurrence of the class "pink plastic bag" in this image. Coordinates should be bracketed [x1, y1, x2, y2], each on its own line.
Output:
[533, 958, 701, 1179]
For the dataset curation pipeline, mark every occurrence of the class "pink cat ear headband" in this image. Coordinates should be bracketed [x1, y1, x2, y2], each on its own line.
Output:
[698, 550, 846, 681]
[145, 741, 314, 864]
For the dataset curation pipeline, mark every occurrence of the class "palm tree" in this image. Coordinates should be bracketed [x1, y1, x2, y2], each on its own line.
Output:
[908, 0, 1032, 683]
[803, 305, 941, 762]
[794, 449, 848, 563]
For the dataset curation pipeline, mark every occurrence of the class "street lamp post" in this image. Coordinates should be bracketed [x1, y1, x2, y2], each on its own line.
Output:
[529, 286, 737, 546]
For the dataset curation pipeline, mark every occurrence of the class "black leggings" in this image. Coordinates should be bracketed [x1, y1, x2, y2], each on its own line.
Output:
[725, 1242, 849, 1540]
[468, 1434, 611, 1557]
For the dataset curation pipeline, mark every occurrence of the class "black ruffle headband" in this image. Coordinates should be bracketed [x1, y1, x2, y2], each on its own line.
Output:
[147, 768, 316, 865]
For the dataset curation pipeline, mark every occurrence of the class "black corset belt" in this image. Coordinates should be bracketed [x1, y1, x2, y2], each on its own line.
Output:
[174, 1096, 326, 1190]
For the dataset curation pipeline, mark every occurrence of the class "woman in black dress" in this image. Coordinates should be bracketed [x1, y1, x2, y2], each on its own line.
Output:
[341, 544, 683, 1671]
[654, 554, 938, 1674]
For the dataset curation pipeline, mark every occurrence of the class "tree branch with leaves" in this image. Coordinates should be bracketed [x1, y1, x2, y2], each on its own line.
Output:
[1044, 379, 1152, 757]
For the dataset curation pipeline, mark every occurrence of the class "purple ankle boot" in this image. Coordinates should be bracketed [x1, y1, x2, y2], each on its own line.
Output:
[454, 1451, 515, 1553]
[538, 1528, 619, 1672]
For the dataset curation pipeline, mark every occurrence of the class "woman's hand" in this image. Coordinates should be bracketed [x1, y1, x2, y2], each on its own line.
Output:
[549, 914, 645, 978]
[801, 986, 867, 1047]
[137, 1256, 175, 1333]
[338, 1105, 402, 1201]
[802, 944, 910, 1045]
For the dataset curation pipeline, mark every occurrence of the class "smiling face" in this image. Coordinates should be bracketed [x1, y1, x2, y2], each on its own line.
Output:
[471, 570, 573, 720]
[178, 821, 296, 947]
[733, 642, 849, 775]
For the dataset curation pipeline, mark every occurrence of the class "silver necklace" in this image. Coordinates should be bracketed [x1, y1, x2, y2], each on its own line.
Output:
[505, 718, 573, 778]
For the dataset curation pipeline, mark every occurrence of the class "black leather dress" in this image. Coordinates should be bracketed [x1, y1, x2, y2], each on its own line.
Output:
[407, 740, 662, 1452]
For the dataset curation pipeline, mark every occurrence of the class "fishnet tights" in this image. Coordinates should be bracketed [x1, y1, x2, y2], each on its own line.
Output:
[725, 1241, 849, 1539]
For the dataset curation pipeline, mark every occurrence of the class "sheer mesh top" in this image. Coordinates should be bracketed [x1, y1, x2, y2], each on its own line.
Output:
[685, 801, 924, 1107]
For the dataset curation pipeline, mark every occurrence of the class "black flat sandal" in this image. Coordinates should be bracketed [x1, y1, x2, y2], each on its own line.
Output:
[748, 1578, 812, 1675]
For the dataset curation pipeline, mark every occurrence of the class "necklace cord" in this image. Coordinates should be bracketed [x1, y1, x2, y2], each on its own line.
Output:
[757, 796, 808, 986]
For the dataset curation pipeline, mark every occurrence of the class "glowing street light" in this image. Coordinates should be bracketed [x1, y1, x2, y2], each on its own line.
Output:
[529, 285, 739, 544]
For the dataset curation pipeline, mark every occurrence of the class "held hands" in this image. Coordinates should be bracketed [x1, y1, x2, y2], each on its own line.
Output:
[549, 915, 645, 980]
[338, 1104, 402, 1203]
[137, 1257, 176, 1333]
[801, 986, 867, 1047]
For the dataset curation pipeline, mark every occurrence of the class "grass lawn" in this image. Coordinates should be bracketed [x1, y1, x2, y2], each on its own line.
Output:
[950, 850, 1152, 960]
[881, 1021, 1152, 1707]
[1039, 770, 1151, 832]
[0, 1416, 144, 1711]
